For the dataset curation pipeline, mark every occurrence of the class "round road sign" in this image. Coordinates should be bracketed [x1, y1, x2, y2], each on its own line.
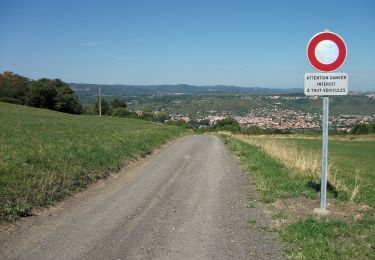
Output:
[306, 31, 347, 72]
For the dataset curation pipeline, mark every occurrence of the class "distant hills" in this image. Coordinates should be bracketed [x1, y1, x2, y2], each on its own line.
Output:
[70, 83, 303, 103]
[70, 84, 375, 117]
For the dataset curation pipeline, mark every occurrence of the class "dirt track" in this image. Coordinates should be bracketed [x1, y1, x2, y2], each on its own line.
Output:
[0, 135, 283, 259]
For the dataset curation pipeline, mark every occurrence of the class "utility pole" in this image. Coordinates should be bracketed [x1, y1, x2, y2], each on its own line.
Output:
[98, 87, 102, 116]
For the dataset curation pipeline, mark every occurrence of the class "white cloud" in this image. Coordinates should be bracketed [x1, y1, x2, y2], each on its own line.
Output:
[117, 56, 132, 60]
[78, 42, 101, 47]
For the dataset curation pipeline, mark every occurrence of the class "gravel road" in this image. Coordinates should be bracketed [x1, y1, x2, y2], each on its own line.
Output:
[0, 135, 283, 260]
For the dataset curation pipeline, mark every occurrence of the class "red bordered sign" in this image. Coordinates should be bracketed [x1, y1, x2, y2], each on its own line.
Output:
[306, 32, 347, 72]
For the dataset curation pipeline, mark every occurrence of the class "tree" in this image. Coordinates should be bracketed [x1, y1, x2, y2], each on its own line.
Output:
[24, 78, 82, 114]
[111, 108, 138, 118]
[351, 124, 369, 135]
[154, 111, 168, 123]
[0, 71, 29, 103]
[52, 79, 82, 114]
[369, 123, 375, 134]
[26, 79, 57, 109]
[110, 98, 127, 109]
[54, 87, 82, 114]
[140, 108, 154, 121]
[165, 119, 193, 129]
[94, 98, 110, 115]
[214, 117, 241, 133]
[241, 125, 264, 135]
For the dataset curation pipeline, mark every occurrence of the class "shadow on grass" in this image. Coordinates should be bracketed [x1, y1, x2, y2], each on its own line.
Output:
[306, 181, 338, 198]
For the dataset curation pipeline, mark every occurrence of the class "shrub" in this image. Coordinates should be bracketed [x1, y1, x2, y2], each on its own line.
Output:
[111, 108, 138, 118]
[351, 124, 371, 135]
[214, 117, 241, 132]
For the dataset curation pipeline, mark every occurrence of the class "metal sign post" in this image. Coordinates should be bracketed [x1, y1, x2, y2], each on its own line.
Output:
[98, 87, 102, 117]
[321, 96, 329, 209]
[305, 30, 348, 211]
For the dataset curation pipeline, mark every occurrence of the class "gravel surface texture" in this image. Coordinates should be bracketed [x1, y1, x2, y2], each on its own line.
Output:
[0, 135, 283, 260]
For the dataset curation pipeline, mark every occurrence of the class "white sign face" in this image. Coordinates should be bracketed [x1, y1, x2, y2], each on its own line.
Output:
[304, 73, 348, 96]
[314, 40, 339, 64]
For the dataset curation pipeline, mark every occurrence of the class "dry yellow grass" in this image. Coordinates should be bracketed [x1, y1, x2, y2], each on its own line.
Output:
[223, 132, 360, 200]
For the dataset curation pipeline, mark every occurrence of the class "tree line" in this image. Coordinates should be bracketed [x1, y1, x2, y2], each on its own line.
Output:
[0, 71, 168, 122]
[350, 123, 375, 135]
[0, 71, 82, 114]
[82, 97, 169, 123]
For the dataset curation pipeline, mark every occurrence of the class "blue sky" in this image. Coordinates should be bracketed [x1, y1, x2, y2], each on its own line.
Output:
[0, 0, 374, 90]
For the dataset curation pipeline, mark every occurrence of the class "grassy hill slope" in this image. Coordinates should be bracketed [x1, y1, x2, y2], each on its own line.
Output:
[0, 102, 187, 221]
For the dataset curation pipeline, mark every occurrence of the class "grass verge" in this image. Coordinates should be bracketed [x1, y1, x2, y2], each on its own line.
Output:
[224, 133, 375, 207]
[221, 134, 375, 259]
[0, 102, 187, 221]
[222, 135, 319, 203]
[281, 216, 374, 259]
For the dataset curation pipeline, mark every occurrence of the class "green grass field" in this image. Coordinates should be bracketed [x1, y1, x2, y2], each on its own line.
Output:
[222, 134, 375, 259]
[0, 102, 187, 221]
[275, 137, 375, 207]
